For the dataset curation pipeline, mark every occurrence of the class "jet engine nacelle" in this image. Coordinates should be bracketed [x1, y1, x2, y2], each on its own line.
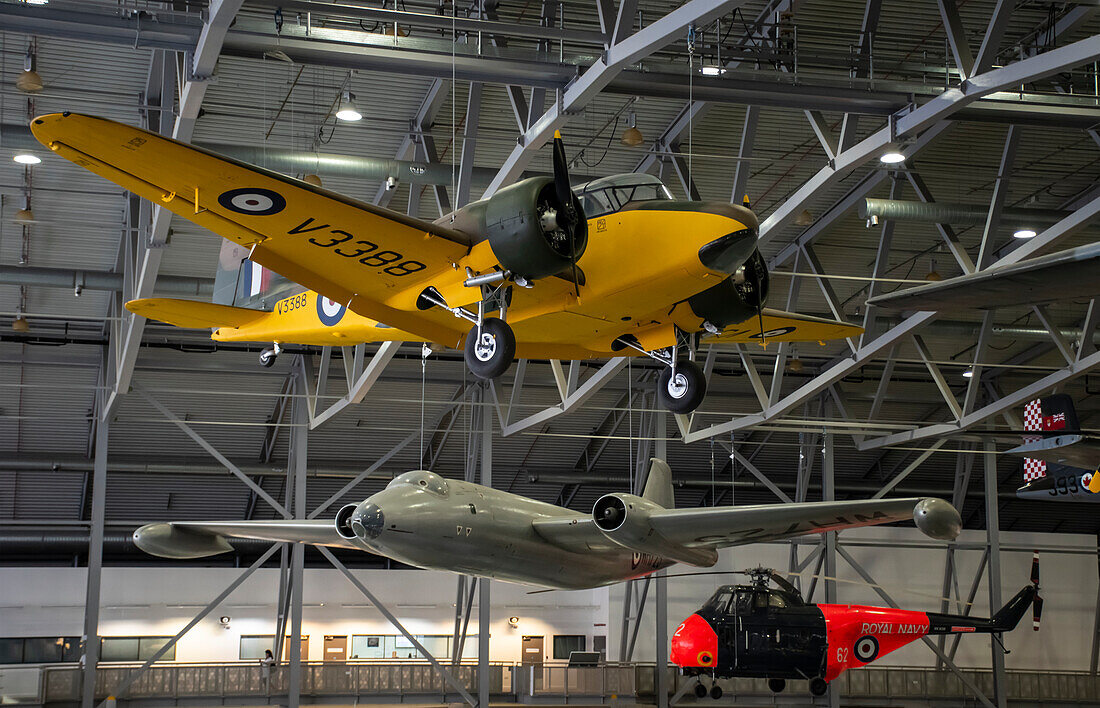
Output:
[448, 176, 588, 281]
[592, 493, 717, 567]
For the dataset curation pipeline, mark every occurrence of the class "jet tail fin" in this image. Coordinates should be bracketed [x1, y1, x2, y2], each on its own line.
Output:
[1022, 394, 1082, 483]
[642, 458, 674, 509]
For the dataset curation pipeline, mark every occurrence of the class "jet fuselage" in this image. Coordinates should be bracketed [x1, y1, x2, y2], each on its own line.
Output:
[340, 470, 674, 589]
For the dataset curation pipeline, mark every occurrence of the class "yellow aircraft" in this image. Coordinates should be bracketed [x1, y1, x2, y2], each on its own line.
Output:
[30, 113, 861, 412]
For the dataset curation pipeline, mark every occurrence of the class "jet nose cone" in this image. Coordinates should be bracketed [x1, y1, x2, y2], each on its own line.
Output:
[350, 501, 385, 540]
[913, 498, 962, 541]
[670, 614, 718, 668]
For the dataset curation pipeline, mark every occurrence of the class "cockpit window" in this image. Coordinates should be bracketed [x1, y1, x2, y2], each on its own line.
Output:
[576, 173, 674, 218]
[388, 470, 450, 496]
[701, 589, 733, 614]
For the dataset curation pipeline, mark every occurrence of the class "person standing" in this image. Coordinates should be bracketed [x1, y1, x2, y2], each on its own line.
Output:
[260, 649, 275, 695]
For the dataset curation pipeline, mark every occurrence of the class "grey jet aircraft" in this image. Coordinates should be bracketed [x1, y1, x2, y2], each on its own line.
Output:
[134, 459, 962, 589]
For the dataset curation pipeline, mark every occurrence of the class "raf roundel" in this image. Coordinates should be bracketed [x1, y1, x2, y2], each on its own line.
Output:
[218, 187, 287, 216]
[750, 326, 797, 339]
[853, 635, 879, 663]
[317, 296, 347, 326]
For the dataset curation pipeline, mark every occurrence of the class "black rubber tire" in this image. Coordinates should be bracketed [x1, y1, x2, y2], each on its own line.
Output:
[694, 683, 708, 698]
[809, 678, 828, 697]
[259, 349, 278, 368]
[768, 678, 786, 694]
[709, 685, 723, 700]
[657, 360, 707, 413]
[464, 318, 516, 380]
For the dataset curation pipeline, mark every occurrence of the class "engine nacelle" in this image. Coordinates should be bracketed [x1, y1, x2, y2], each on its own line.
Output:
[592, 493, 717, 567]
[334, 503, 359, 540]
[450, 176, 588, 281]
[687, 249, 770, 329]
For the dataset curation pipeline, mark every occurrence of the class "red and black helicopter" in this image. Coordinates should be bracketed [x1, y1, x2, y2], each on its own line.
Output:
[671, 564, 1040, 698]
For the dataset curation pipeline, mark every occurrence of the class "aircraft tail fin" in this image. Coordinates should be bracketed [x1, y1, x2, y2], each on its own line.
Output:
[126, 298, 268, 330]
[642, 458, 675, 509]
[1022, 394, 1081, 483]
[213, 240, 297, 310]
[991, 585, 1038, 633]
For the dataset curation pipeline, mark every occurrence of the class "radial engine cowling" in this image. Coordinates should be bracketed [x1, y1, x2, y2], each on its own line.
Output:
[480, 176, 588, 281]
[592, 493, 717, 567]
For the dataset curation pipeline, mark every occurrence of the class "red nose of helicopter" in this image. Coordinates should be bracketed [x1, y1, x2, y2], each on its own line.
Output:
[670, 614, 718, 669]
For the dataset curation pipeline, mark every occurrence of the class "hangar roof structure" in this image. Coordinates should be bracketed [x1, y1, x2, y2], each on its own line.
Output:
[0, 0, 1099, 565]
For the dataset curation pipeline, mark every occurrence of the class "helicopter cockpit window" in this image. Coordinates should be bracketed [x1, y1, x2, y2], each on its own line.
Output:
[734, 589, 755, 614]
[387, 470, 450, 496]
[576, 174, 674, 219]
[767, 592, 789, 609]
[701, 589, 734, 614]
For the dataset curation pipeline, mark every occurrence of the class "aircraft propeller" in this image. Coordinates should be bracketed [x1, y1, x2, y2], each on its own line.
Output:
[1031, 551, 1043, 631]
[551, 130, 584, 297]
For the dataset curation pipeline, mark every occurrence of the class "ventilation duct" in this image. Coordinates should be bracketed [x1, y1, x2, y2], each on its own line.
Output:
[859, 199, 1070, 227]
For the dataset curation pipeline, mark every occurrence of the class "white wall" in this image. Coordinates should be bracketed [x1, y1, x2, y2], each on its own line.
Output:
[1, 528, 1094, 671]
[0, 567, 610, 664]
[610, 526, 1098, 672]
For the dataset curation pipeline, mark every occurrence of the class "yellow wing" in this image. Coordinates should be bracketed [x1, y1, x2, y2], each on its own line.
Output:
[704, 308, 863, 344]
[127, 298, 267, 329]
[31, 113, 480, 348]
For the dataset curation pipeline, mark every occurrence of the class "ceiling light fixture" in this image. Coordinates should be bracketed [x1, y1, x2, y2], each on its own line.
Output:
[335, 90, 362, 122]
[700, 65, 726, 76]
[879, 151, 906, 164]
[11, 315, 29, 333]
[962, 368, 974, 379]
[620, 111, 643, 147]
[13, 153, 41, 165]
[1013, 228, 1037, 239]
[17, 40, 43, 92]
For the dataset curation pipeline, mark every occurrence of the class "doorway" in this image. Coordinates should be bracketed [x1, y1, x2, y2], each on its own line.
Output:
[521, 635, 544, 665]
[282, 635, 309, 662]
[323, 635, 348, 661]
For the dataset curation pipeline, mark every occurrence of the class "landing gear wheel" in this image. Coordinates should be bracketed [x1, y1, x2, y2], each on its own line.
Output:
[657, 360, 707, 413]
[768, 678, 786, 694]
[709, 685, 723, 700]
[809, 678, 828, 697]
[464, 317, 516, 380]
[259, 347, 278, 368]
[694, 683, 708, 698]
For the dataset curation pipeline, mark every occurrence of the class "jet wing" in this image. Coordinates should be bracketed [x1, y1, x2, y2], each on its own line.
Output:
[866, 242, 1100, 311]
[133, 520, 359, 559]
[1006, 434, 1100, 472]
[649, 497, 948, 548]
[703, 308, 863, 344]
[31, 113, 475, 348]
[533, 498, 959, 556]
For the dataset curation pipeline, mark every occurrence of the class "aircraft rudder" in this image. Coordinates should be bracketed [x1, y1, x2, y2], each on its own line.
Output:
[642, 458, 675, 509]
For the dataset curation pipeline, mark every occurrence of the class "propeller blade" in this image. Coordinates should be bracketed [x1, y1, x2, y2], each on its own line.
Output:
[1031, 550, 1040, 586]
[552, 130, 572, 208]
[552, 130, 582, 297]
[1033, 594, 1043, 631]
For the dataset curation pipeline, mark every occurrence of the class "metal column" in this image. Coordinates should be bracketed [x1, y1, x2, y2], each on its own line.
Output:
[81, 416, 108, 708]
[822, 430, 840, 708]
[286, 373, 308, 708]
[984, 438, 1007, 708]
[654, 411, 668, 708]
[479, 383, 492, 708]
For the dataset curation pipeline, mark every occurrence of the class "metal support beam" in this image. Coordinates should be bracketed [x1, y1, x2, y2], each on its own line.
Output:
[304, 341, 401, 428]
[822, 431, 840, 708]
[286, 373, 308, 708]
[497, 358, 628, 436]
[984, 436, 1007, 708]
[478, 390, 492, 707]
[102, 0, 244, 419]
[80, 415, 108, 708]
[759, 35, 1100, 243]
[484, 0, 749, 196]
[936, 0, 975, 78]
[730, 106, 759, 204]
[976, 125, 1021, 269]
[457, 83, 483, 209]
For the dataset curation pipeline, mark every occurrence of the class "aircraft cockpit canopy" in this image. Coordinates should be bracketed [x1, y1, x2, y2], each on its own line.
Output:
[700, 584, 806, 616]
[387, 470, 450, 496]
[575, 173, 674, 218]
